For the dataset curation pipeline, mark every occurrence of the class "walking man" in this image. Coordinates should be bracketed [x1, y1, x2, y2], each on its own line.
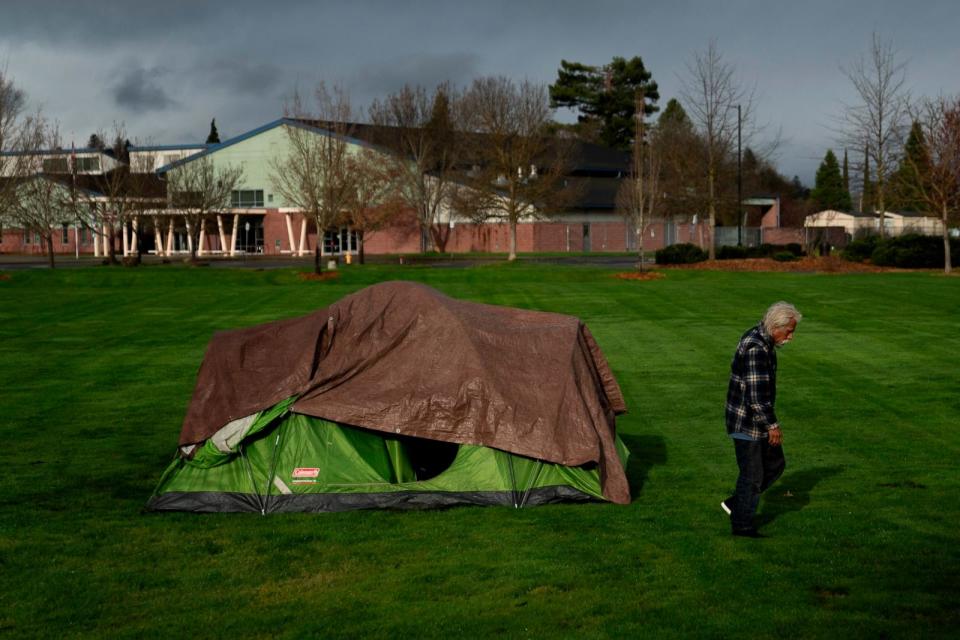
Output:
[723, 301, 802, 538]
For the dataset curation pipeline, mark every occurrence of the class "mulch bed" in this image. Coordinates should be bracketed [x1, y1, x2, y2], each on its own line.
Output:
[298, 271, 341, 282]
[614, 271, 666, 281]
[0, 274, 11, 281]
[658, 256, 893, 273]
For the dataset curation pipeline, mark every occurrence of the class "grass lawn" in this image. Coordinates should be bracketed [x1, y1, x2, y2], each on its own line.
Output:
[0, 263, 957, 638]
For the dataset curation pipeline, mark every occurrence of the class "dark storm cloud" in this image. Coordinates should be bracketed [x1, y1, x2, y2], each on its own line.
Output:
[352, 52, 482, 98]
[112, 66, 176, 112]
[196, 58, 284, 95]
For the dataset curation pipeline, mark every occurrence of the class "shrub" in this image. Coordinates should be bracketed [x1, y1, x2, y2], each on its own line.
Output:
[655, 243, 708, 264]
[773, 251, 798, 262]
[870, 234, 946, 268]
[749, 243, 777, 258]
[717, 245, 748, 260]
[785, 243, 804, 257]
[842, 235, 881, 262]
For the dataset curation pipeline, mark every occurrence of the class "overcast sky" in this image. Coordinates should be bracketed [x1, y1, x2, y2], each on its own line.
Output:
[2, 0, 958, 184]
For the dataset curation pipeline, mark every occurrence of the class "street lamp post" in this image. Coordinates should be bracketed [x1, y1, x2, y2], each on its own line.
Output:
[244, 221, 250, 262]
[735, 104, 742, 247]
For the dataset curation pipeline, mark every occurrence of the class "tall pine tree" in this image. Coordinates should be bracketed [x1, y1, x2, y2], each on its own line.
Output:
[888, 120, 928, 212]
[549, 56, 659, 149]
[811, 149, 852, 210]
[842, 149, 850, 196]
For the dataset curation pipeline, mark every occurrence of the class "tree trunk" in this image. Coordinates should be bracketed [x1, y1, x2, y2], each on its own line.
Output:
[314, 246, 323, 274]
[944, 204, 952, 274]
[507, 221, 518, 261]
[358, 231, 366, 265]
[707, 167, 717, 260]
[636, 227, 645, 271]
[134, 215, 143, 265]
[46, 234, 55, 269]
[107, 223, 118, 265]
[430, 224, 449, 254]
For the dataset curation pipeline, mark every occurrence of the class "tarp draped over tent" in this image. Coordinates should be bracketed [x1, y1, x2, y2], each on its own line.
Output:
[158, 281, 630, 510]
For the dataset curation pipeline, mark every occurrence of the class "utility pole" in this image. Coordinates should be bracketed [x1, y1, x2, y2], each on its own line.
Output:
[736, 104, 742, 247]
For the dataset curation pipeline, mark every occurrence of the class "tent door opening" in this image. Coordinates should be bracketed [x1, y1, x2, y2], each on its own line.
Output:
[401, 436, 459, 481]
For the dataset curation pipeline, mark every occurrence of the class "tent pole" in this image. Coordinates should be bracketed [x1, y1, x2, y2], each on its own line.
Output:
[263, 428, 284, 515]
[519, 461, 544, 509]
[239, 443, 265, 515]
[506, 454, 519, 509]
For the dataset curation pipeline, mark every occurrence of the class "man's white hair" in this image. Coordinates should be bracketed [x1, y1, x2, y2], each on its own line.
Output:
[763, 301, 802, 333]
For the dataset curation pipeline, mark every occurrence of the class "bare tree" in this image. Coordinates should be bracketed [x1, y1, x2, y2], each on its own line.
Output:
[165, 155, 243, 263]
[906, 96, 960, 273]
[367, 83, 463, 253]
[75, 123, 142, 264]
[270, 84, 357, 272]
[6, 117, 73, 267]
[617, 91, 661, 271]
[125, 144, 163, 262]
[840, 32, 910, 235]
[655, 99, 706, 240]
[679, 40, 756, 259]
[0, 68, 28, 218]
[457, 76, 578, 261]
[346, 147, 403, 264]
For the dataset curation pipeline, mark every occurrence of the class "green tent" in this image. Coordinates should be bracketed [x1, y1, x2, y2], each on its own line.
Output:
[149, 282, 630, 513]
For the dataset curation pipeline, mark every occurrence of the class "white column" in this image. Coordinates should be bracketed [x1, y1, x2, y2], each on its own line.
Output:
[166, 218, 175, 255]
[299, 217, 308, 256]
[102, 224, 110, 256]
[198, 221, 206, 257]
[285, 213, 295, 254]
[131, 218, 139, 255]
[154, 224, 164, 256]
[122, 222, 130, 257]
[230, 214, 239, 256]
[217, 215, 227, 255]
[185, 220, 194, 253]
[93, 226, 101, 257]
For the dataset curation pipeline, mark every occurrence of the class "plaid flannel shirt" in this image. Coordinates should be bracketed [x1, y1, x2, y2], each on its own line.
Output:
[725, 323, 779, 440]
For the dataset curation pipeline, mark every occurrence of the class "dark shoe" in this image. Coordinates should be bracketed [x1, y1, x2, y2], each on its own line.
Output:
[732, 528, 766, 538]
[721, 499, 733, 516]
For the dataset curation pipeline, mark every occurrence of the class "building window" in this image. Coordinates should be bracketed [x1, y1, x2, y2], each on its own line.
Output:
[23, 230, 31, 244]
[323, 228, 359, 254]
[231, 189, 264, 208]
[42, 157, 69, 173]
[75, 156, 101, 172]
[62, 223, 70, 244]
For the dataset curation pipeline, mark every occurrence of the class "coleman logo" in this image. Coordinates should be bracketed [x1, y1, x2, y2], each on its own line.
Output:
[292, 467, 320, 478]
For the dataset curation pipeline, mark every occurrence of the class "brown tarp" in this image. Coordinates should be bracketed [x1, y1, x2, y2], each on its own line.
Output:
[179, 281, 630, 504]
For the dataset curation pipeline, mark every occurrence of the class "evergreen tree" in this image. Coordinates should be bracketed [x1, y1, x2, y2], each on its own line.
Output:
[811, 149, 852, 210]
[549, 56, 659, 149]
[206, 118, 220, 144]
[888, 120, 928, 211]
[791, 176, 810, 200]
[658, 98, 690, 128]
[842, 149, 850, 195]
[87, 133, 104, 150]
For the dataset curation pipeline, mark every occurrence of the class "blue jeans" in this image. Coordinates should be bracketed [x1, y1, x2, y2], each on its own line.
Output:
[731, 437, 785, 530]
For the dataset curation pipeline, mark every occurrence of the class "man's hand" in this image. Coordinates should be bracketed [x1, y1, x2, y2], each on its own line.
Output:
[768, 427, 782, 447]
